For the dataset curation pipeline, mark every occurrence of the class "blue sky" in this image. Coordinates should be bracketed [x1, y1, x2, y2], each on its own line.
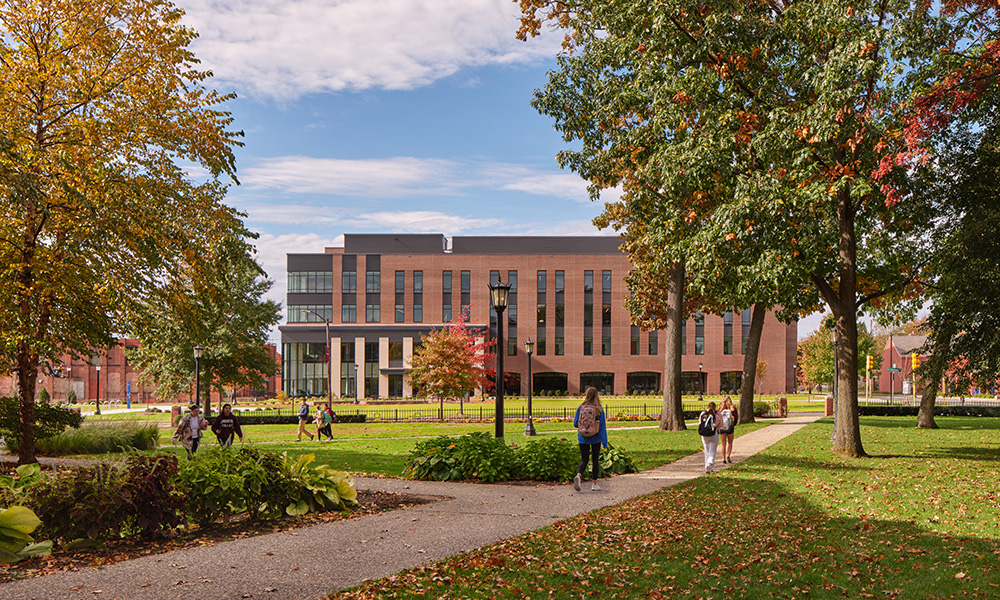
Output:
[179, 0, 826, 340]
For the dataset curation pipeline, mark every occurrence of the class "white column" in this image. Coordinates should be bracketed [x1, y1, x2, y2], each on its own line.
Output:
[378, 337, 389, 398]
[355, 337, 365, 400]
[403, 337, 414, 398]
[330, 338, 342, 399]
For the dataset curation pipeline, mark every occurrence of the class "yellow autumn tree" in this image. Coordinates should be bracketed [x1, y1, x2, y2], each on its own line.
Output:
[0, 0, 244, 464]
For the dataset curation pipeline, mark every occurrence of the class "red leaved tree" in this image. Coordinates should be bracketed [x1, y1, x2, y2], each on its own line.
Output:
[408, 311, 495, 420]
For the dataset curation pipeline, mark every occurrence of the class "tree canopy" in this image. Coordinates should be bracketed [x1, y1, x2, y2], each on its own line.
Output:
[0, 0, 243, 463]
[127, 235, 281, 409]
[518, 0, 1000, 456]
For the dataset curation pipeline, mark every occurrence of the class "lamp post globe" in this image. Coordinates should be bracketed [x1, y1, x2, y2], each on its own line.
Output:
[488, 279, 511, 439]
[523, 339, 535, 436]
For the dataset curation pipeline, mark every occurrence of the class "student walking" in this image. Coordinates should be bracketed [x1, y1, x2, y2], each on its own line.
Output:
[698, 402, 720, 473]
[718, 396, 739, 463]
[573, 387, 608, 492]
[296, 398, 315, 442]
[315, 403, 334, 441]
[212, 403, 243, 447]
[173, 405, 209, 459]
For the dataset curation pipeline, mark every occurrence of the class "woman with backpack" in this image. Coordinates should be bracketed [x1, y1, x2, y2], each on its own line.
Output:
[698, 401, 719, 473]
[718, 396, 739, 463]
[573, 387, 608, 492]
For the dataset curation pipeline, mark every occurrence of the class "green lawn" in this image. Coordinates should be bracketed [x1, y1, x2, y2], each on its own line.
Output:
[143, 419, 768, 476]
[328, 416, 1000, 599]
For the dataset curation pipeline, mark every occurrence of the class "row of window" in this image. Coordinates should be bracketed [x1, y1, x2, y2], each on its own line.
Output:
[289, 268, 616, 296]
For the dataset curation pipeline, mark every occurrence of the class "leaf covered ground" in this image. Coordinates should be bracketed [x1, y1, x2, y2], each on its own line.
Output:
[0, 490, 432, 584]
[330, 417, 1000, 599]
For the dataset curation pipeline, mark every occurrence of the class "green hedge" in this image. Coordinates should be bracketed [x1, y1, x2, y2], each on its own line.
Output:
[859, 405, 1000, 417]
[236, 413, 366, 425]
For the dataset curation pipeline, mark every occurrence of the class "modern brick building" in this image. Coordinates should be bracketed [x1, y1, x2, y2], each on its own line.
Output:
[279, 234, 797, 399]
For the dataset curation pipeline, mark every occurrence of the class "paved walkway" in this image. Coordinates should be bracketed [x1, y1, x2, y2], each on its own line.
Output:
[3, 414, 823, 600]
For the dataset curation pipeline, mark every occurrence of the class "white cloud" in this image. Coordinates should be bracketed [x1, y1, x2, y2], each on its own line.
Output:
[242, 156, 459, 197]
[240, 155, 597, 202]
[342, 210, 503, 233]
[182, 0, 562, 100]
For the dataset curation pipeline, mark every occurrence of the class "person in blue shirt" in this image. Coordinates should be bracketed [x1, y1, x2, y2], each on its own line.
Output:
[573, 387, 608, 491]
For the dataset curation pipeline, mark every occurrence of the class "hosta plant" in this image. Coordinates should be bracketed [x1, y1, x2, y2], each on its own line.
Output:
[283, 453, 358, 516]
[0, 506, 52, 563]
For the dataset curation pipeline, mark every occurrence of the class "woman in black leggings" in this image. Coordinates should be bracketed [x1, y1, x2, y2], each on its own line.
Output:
[573, 387, 608, 492]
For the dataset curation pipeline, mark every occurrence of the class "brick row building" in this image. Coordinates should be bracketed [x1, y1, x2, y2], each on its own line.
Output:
[279, 234, 797, 399]
[0, 341, 281, 405]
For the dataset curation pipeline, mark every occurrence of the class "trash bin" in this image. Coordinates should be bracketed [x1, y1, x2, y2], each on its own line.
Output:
[824, 396, 834, 416]
[779, 396, 788, 418]
[171, 405, 182, 426]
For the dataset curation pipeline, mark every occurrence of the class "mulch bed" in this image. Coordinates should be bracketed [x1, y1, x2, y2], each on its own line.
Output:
[0, 489, 434, 583]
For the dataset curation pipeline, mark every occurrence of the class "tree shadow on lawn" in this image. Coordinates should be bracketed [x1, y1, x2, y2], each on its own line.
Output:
[735, 451, 871, 474]
[336, 475, 1000, 600]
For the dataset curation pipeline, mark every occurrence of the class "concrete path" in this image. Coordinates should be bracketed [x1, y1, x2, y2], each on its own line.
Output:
[3, 414, 823, 600]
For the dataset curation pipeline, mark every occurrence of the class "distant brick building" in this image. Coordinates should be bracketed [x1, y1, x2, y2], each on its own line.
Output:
[0, 341, 281, 405]
[280, 234, 797, 399]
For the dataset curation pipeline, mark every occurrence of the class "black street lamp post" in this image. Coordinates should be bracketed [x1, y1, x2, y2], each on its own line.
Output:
[94, 363, 102, 415]
[698, 362, 703, 402]
[194, 346, 203, 413]
[488, 279, 511, 439]
[523, 339, 535, 436]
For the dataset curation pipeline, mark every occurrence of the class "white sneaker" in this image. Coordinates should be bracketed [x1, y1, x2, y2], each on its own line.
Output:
[591, 482, 601, 491]
[573, 474, 581, 491]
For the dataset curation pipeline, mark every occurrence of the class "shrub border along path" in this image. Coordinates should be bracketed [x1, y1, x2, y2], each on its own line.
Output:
[1, 415, 822, 600]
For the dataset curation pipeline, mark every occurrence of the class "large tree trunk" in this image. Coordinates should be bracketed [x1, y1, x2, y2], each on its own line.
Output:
[917, 325, 953, 429]
[812, 185, 865, 457]
[831, 186, 865, 457]
[660, 260, 686, 430]
[16, 344, 40, 465]
[738, 303, 767, 424]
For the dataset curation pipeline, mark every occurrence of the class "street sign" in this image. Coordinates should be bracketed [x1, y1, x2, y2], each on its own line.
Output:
[887, 367, 902, 373]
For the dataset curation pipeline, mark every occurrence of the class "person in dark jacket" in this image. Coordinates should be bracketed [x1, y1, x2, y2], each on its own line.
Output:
[211, 403, 243, 447]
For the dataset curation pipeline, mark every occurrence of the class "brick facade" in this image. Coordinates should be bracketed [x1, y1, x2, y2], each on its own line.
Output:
[280, 234, 797, 398]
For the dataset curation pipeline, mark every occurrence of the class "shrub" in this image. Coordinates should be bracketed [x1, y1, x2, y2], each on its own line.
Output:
[174, 448, 247, 528]
[283, 453, 358, 515]
[455, 432, 518, 482]
[38, 388, 50, 404]
[121, 454, 183, 537]
[234, 446, 297, 521]
[174, 446, 301, 526]
[600, 443, 638, 476]
[30, 422, 159, 456]
[0, 463, 44, 506]
[753, 401, 772, 418]
[26, 462, 130, 542]
[236, 413, 366, 425]
[403, 436, 463, 481]
[516, 437, 577, 481]
[0, 397, 83, 450]
[66, 390, 77, 404]
[859, 405, 1000, 418]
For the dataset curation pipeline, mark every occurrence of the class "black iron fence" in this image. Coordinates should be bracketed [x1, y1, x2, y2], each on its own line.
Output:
[231, 401, 774, 423]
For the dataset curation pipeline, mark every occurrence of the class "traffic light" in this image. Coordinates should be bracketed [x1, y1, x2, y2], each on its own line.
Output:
[866, 355, 873, 371]
[912, 352, 920, 370]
